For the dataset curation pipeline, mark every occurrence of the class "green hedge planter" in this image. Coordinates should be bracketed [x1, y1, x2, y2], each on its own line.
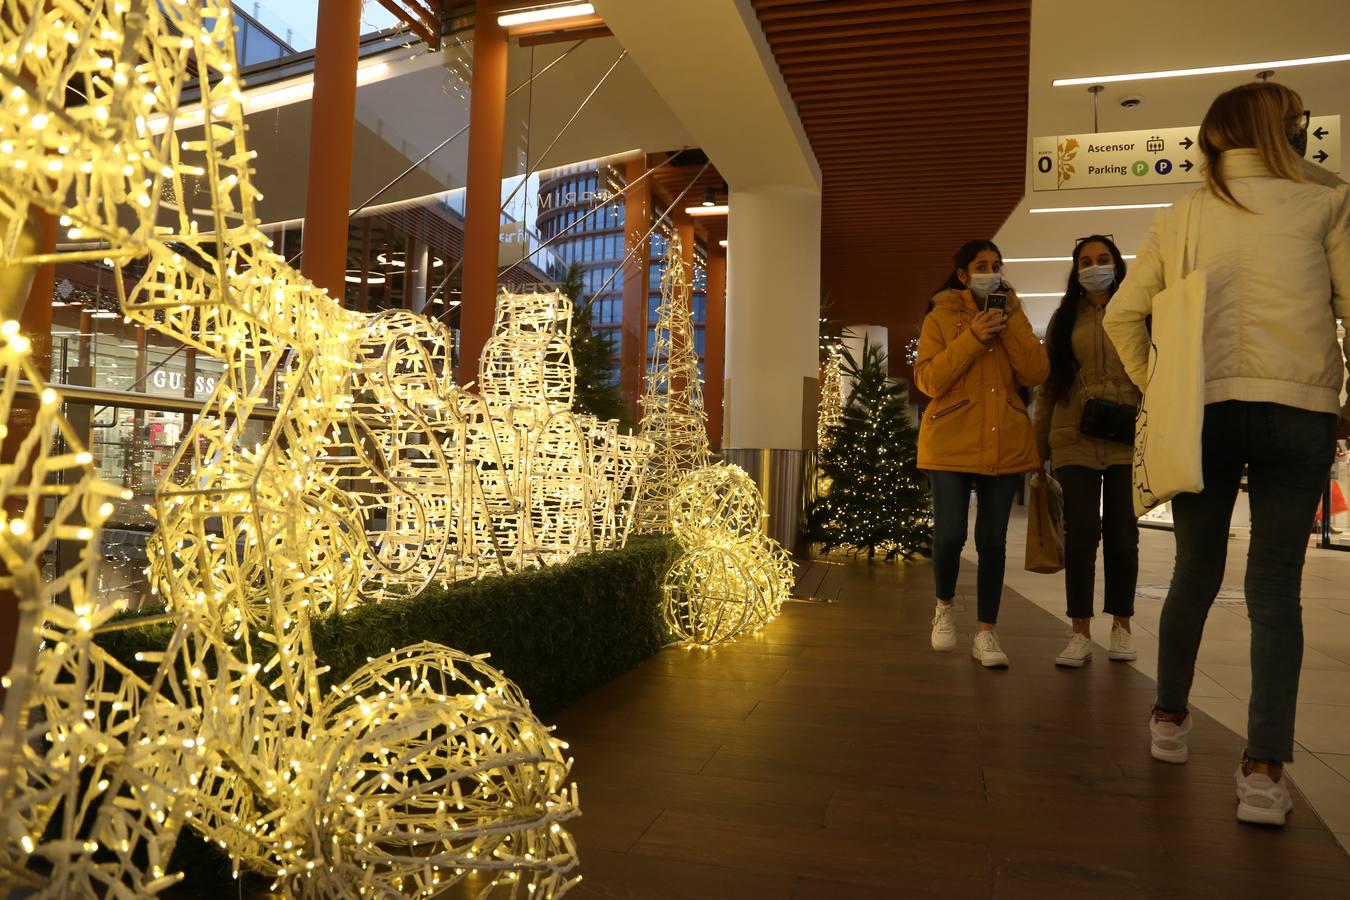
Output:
[88, 534, 679, 896]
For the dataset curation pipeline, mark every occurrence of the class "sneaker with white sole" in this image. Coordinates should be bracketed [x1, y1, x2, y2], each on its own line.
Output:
[970, 630, 1009, 668]
[1236, 763, 1293, 826]
[931, 604, 956, 652]
[1150, 712, 1191, 764]
[1055, 633, 1093, 667]
[1109, 622, 1137, 661]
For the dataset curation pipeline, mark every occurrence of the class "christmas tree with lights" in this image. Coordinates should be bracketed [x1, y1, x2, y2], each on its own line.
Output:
[562, 262, 630, 428]
[809, 339, 931, 560]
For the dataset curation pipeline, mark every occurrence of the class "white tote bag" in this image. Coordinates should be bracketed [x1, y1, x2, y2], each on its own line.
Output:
[1133, 195, 1207, 518]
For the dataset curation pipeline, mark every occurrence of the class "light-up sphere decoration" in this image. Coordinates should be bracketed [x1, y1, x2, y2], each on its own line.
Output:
[669, 463, 763, 542]
[310, 644, 579, 899]
[663, 547, 775, 646]
[661, 464, 793, 648]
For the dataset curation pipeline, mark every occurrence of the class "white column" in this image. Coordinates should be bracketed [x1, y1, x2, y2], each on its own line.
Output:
[725, 184, 821, 450]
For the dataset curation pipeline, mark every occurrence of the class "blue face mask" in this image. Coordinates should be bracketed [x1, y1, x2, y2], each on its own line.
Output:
[967, 271, 1002, 300]
[1078, 264, 1116, 294]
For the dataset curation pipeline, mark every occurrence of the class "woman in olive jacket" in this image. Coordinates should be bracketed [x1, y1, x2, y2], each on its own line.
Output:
[1033, 235, 1142, 669]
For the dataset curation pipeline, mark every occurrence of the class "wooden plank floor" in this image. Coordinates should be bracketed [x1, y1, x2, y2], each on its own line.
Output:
[550, 556, 1350, 899]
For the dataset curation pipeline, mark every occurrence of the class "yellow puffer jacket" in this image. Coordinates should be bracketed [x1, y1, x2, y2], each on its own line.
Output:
[914, 288, 1050, 475]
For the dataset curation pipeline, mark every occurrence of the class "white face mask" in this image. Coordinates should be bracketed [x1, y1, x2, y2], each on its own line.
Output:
[1079, 264, 1116, 294]
[967, 271, 1002, 300]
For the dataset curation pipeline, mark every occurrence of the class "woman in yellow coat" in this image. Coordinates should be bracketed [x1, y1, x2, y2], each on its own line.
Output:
[915, 240, 1049, 667]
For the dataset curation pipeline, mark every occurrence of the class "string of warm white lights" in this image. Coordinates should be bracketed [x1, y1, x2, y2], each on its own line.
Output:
[662, 464, 792, 647]
[0, 2, 642, 895]
[634, 236, 711, 533]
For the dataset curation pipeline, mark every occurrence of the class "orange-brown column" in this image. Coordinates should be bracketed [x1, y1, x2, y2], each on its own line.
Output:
[299, 0, 362, 298]
[0, 210, 54, 681]
[458, 1, 509, 387]
[620, 158, 651, 423]
[704, 248, 726, 451]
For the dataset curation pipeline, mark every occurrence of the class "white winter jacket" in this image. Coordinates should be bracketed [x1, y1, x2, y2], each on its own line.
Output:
[1104, 149, 1350, 420]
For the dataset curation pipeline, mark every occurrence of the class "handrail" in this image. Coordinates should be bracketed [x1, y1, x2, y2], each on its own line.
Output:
[14, 381, 279, 419]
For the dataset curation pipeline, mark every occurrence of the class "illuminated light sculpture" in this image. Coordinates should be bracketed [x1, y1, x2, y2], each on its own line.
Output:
[454, 289, 652, 575]
[634, 237, 711, 533]
[0, 2, 587, 896]
[662, 464, 793, 647]
[817, 348, 844, 451]
[0, 329, 182, 898]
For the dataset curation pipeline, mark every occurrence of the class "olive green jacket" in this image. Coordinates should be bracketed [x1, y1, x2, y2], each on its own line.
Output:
[1033, 296, 1140, 471]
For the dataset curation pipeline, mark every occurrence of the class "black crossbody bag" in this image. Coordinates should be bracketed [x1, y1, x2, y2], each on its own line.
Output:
[1079, 396, 1137, 445]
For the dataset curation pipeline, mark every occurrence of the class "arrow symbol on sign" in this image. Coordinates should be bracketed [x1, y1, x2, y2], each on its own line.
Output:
[1314, 149, 1330, 163]
[1180, 159, 1194, 172]
[1314, 126, 1329, 140]
[1180, 137, 1194, 150]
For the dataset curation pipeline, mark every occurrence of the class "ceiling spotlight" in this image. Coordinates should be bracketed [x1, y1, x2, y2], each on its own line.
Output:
[702, 187, 716, 207]
[718, 239, 727, 248]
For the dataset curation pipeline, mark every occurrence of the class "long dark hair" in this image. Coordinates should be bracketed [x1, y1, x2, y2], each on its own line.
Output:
[1044, 234, 1128, 405]
[927, 239, 1002, 312]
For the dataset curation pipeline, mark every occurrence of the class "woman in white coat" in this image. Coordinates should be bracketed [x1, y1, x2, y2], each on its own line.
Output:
[1104, 81, 1350, 826]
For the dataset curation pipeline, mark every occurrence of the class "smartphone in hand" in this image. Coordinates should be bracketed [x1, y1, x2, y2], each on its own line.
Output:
[984, 292, 1008, 317]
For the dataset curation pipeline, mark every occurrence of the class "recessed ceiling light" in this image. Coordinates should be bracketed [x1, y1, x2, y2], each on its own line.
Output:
[498, 3, 595, 28]
[1004, 255, 1137, 263]
[1030, 203, 1172, 213]
[1018, 292, 1063, 298]
[685, 204, 728, 217]
[1054, 52, 1350, 86]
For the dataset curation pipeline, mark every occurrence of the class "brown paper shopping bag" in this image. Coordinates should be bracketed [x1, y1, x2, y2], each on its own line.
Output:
[1025, 472, 1065, 575]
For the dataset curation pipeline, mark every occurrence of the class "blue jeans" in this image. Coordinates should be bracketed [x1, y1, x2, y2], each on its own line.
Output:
[929, 471, 1022, 625]
[1155, 401, 1336, 762]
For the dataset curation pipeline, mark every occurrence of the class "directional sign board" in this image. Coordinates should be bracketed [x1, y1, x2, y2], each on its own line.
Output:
[1032, 115, 1340, 191]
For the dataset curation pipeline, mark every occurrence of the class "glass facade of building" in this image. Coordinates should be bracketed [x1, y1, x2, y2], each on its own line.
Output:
[537, 164, 710, 386]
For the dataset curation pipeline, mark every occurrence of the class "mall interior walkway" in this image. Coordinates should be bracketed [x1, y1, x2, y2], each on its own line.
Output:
[550, 554, 1350, 899]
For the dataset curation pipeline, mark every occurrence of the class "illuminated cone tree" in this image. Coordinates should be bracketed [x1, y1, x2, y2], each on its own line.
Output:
[808, 339, 931, 560]
[634, 236, 711, 532]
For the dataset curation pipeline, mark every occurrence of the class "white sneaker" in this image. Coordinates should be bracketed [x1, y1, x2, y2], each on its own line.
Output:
[970, 631, 1009, 668]
[931, 604, 956, 652]
[1236, 763, 1293, 826]
[1150, 712, 1191, 764]
[1109, 622, 1137, 661]
[1055, 633, 1093, 668]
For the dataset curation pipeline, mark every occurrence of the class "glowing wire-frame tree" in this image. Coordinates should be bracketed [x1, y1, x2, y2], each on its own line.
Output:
[661, 464, 793, 647]
[634, 237, 711, 533]
[817, 348, 844, 451]
[0, 3, 587, 896]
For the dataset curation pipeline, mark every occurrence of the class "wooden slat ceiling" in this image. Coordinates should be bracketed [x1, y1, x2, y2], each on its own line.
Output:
[751, 0, 1031, 376]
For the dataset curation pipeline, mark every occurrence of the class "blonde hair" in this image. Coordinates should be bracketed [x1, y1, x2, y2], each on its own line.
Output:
[1199, 82, 1306, 209]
